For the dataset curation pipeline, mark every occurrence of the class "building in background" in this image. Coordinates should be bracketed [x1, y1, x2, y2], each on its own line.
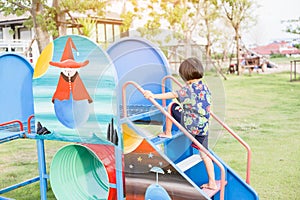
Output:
[0, 2, 125, 64]
[251, 41, 300, 57]
[0, 13, 35, 62]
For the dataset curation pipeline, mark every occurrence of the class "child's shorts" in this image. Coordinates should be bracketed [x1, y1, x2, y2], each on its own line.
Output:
[170, 102, 209, 150]
[170, 102, 182, 122]
[192, 135, 208, 150]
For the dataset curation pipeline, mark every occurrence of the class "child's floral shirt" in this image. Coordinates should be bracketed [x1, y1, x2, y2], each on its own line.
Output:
[176, 80, 211, 135]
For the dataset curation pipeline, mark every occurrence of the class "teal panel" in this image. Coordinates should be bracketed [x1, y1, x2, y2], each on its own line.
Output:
[33, 35, 118, 143]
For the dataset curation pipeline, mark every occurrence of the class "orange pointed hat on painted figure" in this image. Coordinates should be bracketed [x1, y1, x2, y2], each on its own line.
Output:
[50, 37, 89, 68]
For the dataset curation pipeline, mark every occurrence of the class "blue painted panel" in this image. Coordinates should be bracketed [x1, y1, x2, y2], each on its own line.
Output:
[0, 53, 34, 123]
[107, 37, 172, 108]
[184, 160, 208, 186]
[145, 184, 171, 200]
[165, 134, 193, 163]
[210, 151, 259, 200]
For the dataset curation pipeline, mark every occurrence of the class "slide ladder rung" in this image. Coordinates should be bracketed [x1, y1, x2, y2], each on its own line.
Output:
[176, 154, 202, 172]
[150, 130, 183, 145]
[202, 180, 227, 198]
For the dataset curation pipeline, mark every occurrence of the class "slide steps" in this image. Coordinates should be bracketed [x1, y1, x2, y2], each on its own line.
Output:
[202, 180, 227, 198]
[150, 130, 226, 199]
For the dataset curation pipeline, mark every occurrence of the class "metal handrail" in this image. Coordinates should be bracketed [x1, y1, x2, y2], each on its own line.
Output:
[0, 120, 24, 131]
[162, 75, 252, 184]
[210, 112, 252, 184]
[162, 75, 183, 107]
[122, 81, 226, 200]
[27, 115, 35, 134]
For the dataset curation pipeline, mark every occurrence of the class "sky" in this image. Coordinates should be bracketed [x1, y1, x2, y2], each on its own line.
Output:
[244, 0, 300, 45]
[127, 0, 300, 46]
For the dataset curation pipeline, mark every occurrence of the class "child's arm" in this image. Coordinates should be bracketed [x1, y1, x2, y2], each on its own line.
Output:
[143, 90, 178, 100]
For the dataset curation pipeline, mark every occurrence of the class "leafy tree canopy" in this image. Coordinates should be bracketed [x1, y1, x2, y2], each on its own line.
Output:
[0, 0, 106, 37]
[0, 0, 107, 51]
[284, 17, 300, 35]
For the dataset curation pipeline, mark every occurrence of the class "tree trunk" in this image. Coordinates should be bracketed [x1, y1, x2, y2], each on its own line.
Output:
[205, 18, 211, 58]
[184, 30, 192, 58]
[203, 0, 211, 58]
[31, 0, 50, 53]
[53, 0, 66, 38]
[235, 28, 241, 75]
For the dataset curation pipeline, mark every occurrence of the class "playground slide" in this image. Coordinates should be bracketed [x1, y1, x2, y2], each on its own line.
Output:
[107, 36, 259, 200]
[0, 35, 259, 200]
[122, 119, 259, 200]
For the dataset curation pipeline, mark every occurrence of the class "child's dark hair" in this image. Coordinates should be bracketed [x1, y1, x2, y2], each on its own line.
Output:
[179, 57, 204, 81]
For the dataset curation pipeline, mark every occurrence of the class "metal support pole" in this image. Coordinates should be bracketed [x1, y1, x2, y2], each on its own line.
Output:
[36, 139, 47, 200]
[115, 146, 124, 200]
[290, 61, 293, 81]
[294, 61, 297, 80]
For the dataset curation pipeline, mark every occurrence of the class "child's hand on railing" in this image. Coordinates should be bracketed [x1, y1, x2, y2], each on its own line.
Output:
[143, 90, 154, 99]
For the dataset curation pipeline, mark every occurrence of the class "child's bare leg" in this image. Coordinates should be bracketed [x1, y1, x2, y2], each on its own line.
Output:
[158, 104, 173, 138]
[200, 151, 217, 190]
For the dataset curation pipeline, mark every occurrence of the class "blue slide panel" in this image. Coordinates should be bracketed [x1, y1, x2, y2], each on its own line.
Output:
[0, 53, 34, 124]
[169, 147, 259, 200]
[211, 151, 259, 200]
[164, 133, 194, 163]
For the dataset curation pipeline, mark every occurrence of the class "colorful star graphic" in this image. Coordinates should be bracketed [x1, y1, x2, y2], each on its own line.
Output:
[148, 153, 154, 158]
[137, 156, 142, 162]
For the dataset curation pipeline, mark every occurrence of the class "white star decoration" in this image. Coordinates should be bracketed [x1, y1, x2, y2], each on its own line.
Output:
[137, 156, 142, 162]
[148, 164, 152, 168]
[148, 153, 153, 158]
[129, 164, 134, 169]
[167, 169, 172, 174]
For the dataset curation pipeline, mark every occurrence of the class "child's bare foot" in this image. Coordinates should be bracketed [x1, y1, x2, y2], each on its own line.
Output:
[200, 183, 218, 190]
[158, 132, 172, 138]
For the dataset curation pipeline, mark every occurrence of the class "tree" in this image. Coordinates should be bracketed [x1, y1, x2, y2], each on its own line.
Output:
[76, 17, 96, 38]
[221, 0, 256, 75]
[56, 0, 106, 36]
[284, 17, 300, 35]
[0, 0, 107, 52]
[121, 0, 221, 58]
[0, 0, 53, 52]
[196, 0, 220, 57]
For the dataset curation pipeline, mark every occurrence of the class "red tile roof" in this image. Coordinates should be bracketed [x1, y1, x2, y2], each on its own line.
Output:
[251, 41, 300, 55]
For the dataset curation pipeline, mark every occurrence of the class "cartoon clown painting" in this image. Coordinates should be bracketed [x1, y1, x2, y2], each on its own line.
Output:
[49, 37, 93, 129]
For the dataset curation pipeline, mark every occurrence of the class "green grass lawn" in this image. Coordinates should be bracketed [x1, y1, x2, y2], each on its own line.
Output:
[213, 72, 300, 200]
[0, 71, 299, 199]
[269, 56, 300, 64]
[0, 140, 66, 199]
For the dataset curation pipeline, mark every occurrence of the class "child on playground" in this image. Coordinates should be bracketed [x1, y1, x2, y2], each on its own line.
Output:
[143, 57, 217, 190]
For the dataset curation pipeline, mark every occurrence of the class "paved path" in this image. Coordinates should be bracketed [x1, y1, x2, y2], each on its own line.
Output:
[256, 63, 300, 74]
